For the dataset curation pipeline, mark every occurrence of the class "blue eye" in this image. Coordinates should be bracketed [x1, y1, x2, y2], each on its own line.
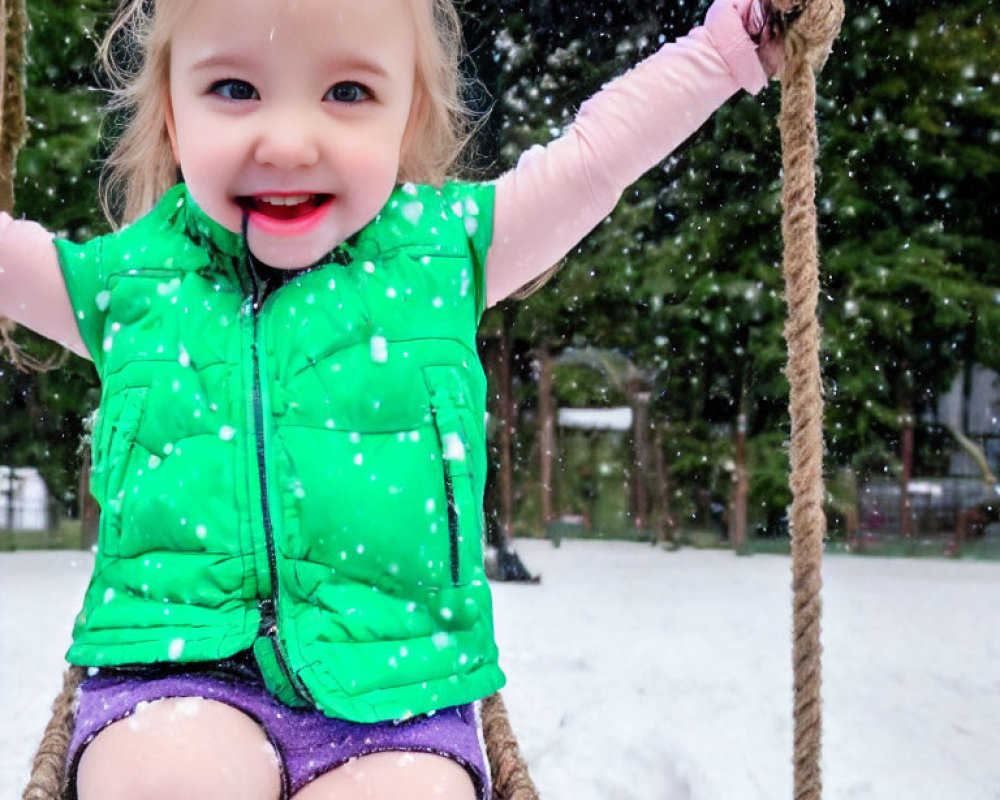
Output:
[210, 79, 259, 101]
[326, 82, 372, 103]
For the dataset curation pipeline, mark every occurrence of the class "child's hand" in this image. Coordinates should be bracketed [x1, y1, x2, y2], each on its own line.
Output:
[744, 0, 785, 80]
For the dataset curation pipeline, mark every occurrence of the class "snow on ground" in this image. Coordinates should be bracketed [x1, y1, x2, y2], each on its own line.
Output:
[1, 540, 998, 800]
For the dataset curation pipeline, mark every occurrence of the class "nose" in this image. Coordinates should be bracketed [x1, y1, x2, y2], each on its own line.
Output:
[253, 112, 321, 170]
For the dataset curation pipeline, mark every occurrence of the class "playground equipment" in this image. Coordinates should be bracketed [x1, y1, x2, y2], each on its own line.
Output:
[4, 0, 843, 796]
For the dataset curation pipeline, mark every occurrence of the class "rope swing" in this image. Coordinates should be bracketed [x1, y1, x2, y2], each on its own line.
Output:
[21, 668, 84, 800]
[773, 0, 843, 798]
[12, 0, 842, 797]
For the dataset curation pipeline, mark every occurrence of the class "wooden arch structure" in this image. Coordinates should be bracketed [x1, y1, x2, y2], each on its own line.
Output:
[4, 0, 843, 798]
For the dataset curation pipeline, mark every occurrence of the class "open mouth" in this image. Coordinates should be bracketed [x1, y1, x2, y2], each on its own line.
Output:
[238, 193, 333, 222]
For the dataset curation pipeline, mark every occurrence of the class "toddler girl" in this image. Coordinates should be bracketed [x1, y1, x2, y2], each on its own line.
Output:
[0, 0, 780, 798]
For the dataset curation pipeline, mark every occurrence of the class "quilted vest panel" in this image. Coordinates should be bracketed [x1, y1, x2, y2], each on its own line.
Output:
[55, 182, 505, 722]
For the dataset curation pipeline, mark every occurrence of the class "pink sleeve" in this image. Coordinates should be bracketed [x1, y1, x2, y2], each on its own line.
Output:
[485, 0, 768, 307]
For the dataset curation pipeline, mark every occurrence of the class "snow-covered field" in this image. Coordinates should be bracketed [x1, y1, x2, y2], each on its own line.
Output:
[2, 539, 998, 799]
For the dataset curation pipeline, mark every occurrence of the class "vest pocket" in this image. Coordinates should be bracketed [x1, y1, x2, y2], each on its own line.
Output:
[423, 366, 483, 587]
[91, 386, 149, 556]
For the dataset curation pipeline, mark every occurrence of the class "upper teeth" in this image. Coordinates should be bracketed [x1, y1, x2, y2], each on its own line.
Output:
[259, 195, 311, 206]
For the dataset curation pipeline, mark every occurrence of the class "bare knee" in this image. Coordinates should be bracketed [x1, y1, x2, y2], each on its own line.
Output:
[293, 751, 476, 800]
[76, 697, 281, 800]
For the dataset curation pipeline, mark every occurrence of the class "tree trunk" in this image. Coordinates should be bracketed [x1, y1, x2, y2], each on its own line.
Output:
[899, 405, 914, 540]
[24, 372, 45, 433]
[79, 448, 99, 550]
[840, 468, 859, 549]
[496, 310, 516, 541]
[481, 311, 537, 582]
[3, 467, 14, 531]
[651, 422, 675, 546]
[536, 341, 555, 535]
[729, 392, 749, 554]
[630, 389, 651, 537]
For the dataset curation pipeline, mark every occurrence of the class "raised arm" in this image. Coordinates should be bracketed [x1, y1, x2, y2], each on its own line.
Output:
[0, 214, 88, 358]
[486, 0, 772, 306]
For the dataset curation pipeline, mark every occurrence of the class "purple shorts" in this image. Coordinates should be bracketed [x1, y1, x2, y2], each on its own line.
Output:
[68, 652, 491, 799]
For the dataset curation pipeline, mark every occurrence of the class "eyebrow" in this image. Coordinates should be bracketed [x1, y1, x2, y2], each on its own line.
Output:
[189, 53, 391, 82]
[323, 56, 391, 81]
[190, 54, 256, 73]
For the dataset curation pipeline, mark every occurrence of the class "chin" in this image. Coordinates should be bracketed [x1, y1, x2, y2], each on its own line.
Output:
[245, 231, 343, 271]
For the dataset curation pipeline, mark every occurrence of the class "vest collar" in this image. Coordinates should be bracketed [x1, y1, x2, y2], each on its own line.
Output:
[169, 183, 246, 259]
[169, 182, 376, 266]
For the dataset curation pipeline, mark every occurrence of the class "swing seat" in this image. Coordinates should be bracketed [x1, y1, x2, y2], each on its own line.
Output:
[21, 669, 539, 800]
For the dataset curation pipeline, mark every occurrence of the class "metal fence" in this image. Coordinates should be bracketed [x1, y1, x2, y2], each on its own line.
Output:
[854, 478, 999, 556]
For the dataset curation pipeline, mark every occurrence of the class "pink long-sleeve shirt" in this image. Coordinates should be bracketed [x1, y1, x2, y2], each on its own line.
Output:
[485, 0, 767, 306]
[0, 0, 766, 358]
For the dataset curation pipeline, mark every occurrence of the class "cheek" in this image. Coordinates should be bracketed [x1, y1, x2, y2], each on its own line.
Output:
[175, 127, 232, 185]
[170, 103, 235, 177]
[351, 138, 404, 199]
[180, 154, 225, 201]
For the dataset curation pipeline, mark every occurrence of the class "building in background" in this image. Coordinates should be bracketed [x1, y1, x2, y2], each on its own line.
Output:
[938, 365, 999, 479]
[0, 467, 51, 531]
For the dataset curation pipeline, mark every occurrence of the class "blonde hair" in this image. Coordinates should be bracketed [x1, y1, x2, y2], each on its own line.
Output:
[98, 0, 480, 228]
[401, 0, 479, 185]
[98, 0, 188, 226]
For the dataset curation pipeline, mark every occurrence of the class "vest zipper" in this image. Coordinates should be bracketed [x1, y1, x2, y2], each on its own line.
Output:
[443, 470, 461, 585]
[239, 254, 313, 703]
[429, 406, 462, 586]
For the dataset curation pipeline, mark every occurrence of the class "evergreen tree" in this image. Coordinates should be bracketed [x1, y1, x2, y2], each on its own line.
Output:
[3, 0, 997, 536]
[1, 0, 109, 512]
[819, 0, 1000, 484]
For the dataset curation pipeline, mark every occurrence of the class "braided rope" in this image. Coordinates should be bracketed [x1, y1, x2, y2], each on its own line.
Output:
[483, 693, 540, 800]
[772, 1, 843, 799]
[21, 668, 84, 800]
[1, 0, 27, 211]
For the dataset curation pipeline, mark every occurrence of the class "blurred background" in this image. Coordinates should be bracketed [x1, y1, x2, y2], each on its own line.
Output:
[2, 0, 998, 560]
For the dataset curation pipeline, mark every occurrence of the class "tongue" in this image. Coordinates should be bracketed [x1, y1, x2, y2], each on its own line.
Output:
[254, 197, 320, 221]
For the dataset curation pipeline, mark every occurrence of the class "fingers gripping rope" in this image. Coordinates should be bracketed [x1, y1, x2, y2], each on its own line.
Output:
[773, 0, 843, 71]
[770, 1, 843, 799]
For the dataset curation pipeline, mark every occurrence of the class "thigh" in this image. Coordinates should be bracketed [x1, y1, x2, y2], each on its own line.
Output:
[76, 697, 282, 800]
[292, 751, 477, 800]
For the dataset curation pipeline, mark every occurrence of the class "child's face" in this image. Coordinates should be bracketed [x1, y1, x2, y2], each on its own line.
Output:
[166, 0, 418, 269]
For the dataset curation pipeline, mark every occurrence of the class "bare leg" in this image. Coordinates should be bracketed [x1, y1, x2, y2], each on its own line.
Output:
[76, 697, 282, 800]
[292, 751, 477, 800]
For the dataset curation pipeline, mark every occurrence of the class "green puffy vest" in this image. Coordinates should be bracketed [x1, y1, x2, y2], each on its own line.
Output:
[55, 182, 505, 722]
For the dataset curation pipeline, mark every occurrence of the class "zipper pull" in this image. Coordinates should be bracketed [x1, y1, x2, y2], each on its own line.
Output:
[240, 211, 264, 312]
[258, 598, 277, 636]
[251, 276, 264, 313]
